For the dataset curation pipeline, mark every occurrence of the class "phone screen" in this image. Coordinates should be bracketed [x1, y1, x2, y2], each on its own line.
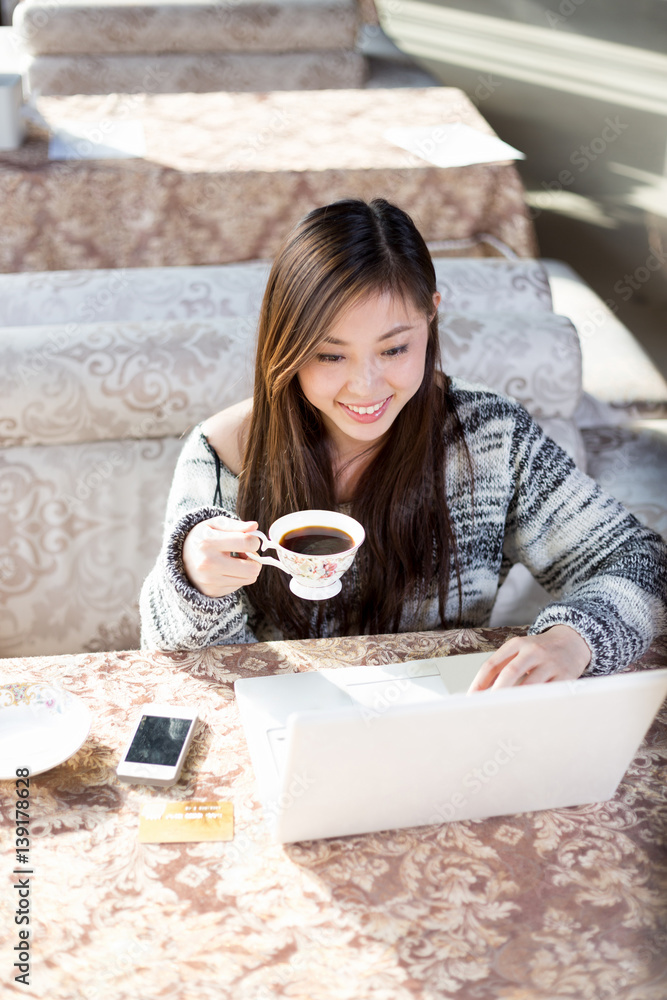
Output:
[124, 716, 193, 766]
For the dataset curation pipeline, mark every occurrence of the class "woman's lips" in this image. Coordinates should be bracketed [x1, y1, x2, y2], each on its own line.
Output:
[337, 396, 392, 423]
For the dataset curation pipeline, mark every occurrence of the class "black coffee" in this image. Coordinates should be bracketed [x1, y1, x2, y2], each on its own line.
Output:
[279, 525, 354, 556]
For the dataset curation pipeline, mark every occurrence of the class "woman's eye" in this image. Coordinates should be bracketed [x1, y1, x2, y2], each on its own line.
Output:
[316, 353, 343, 364]
[383, 344, 409, 358]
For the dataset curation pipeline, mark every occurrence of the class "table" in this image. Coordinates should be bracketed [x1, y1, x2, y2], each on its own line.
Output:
[2, 625, 667, 1000]
[0, 88, 537, 272]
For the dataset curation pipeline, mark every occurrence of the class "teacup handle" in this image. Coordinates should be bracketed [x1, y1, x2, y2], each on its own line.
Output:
[245, 530, 289, 573]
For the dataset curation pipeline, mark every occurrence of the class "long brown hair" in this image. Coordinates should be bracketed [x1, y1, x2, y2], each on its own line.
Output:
[237, 198, 472, 638]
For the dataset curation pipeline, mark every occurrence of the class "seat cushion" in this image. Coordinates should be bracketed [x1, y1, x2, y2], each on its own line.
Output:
[581, 420, 667, 539]
[14, 0, 359, 55]
[433, 257, 553, 313]
[23, 49, 367, 96]
[0, 259, 551, 327]
[1, 310, 582, 448]
[0, 262, 273, 326]
[0, 436, 181, 657]
[439, 312, 582, 420]
[0, 317, 257, 447]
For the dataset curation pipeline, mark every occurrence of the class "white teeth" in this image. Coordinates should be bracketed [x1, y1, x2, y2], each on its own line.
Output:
[345, 399, 386, 415]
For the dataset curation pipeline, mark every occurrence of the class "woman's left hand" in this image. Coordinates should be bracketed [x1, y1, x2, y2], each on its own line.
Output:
[467, 625, 591, 693]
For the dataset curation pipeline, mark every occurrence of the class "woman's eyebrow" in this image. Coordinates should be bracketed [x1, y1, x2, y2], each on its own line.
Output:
[324, 323, 415, 346]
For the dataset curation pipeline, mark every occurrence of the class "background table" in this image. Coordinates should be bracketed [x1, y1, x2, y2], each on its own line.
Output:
[2, 625, 667, 1000]
[0, 88, 537, 272]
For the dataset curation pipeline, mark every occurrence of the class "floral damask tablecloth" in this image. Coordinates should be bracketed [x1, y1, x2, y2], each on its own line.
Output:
[1, 626, 666, 1000]
[0, 88, 537, 273]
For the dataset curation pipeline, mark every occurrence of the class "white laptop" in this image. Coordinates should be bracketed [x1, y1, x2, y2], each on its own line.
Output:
[234, 653, 667, 843]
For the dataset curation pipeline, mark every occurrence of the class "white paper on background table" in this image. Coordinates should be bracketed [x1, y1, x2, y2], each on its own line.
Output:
[383, 123, 525, 168]
[48, 120, 146, 160]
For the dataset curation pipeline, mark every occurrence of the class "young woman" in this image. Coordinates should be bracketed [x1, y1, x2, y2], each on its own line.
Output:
[140, 198, 666, 691]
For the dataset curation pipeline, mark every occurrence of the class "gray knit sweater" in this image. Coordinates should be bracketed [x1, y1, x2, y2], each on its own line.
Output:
[140, 379, 667, 673]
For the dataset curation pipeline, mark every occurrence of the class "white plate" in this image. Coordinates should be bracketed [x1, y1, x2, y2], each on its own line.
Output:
[0, 682, 91, 780]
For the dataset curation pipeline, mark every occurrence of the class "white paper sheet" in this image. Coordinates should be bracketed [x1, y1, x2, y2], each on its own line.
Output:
[383, 122, 525, 168]
[48, 120, 146, 160]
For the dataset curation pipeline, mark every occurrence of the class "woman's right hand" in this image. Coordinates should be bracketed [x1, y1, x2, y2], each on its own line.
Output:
[182, 516, 262, 598]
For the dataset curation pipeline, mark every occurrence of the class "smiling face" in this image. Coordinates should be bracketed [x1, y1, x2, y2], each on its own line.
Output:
[297, 289, 440, 465]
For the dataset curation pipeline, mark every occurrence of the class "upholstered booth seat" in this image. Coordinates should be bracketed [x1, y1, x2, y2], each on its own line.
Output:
[15, 0, 360, 54]
[1, 257, 663, 656]
[12, 0, 366, 94]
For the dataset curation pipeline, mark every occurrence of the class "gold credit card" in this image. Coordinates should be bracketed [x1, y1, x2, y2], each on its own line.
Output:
[138, 800, 234, 843]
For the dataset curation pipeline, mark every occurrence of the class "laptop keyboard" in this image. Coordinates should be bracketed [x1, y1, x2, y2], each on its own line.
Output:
[342, 674, 448, 709]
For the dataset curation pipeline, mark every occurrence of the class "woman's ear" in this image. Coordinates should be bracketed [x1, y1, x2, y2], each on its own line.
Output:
[430, 291, 441, 320]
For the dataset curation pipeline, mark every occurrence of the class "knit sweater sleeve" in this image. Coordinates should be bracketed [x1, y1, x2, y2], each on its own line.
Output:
[139, 425, 258, 650]
[502, 403, 667, 674]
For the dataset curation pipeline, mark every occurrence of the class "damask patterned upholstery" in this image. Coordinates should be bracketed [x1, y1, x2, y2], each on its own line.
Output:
[0, 257, 653, 657]
[2, 318, 257, 448]
[0, 437, 181, 656]
[13, 0, 365, 94]
[0, 261, 273, 327]
[21, 50, 368, 96]
[15, 0, 360, 54]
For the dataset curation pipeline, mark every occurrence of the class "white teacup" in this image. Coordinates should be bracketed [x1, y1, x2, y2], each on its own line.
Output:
[246, 509, 365, 600]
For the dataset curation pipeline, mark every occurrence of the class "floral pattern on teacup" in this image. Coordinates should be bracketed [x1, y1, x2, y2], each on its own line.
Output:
[280, 548, 357, 585]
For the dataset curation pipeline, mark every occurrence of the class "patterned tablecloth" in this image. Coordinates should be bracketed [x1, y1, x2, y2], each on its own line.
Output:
[0, 88, 537, 272]
[2, 625, 667, 1000]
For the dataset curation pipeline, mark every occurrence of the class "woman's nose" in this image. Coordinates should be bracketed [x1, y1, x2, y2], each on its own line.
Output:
[346, 357, 380, 395]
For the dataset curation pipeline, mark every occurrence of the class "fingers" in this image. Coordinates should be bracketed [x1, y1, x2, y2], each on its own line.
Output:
[467, 627, 589, 694]
[182, 517, 262, 597]
[467, 639, 542, 692]
[467, 639, 522, 693]
[196, 551, 261, 596]
[208, 529, 260, 556]
[488, 660, 554, 689]
[206, 517, 260, 553]
[217, 551, 262, 584]
[207, 516, 258, 533]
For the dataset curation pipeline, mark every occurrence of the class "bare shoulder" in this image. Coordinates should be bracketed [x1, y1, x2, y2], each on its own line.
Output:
[201, 398, 253, 476]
